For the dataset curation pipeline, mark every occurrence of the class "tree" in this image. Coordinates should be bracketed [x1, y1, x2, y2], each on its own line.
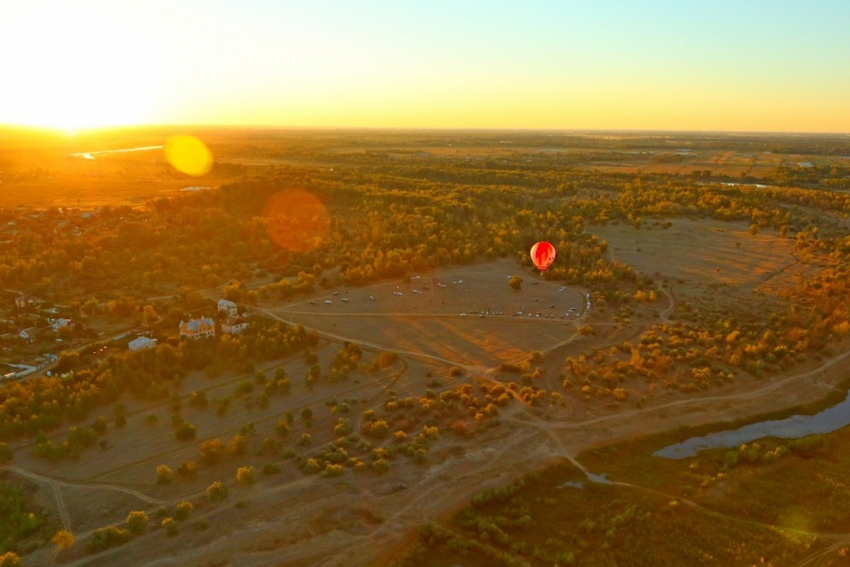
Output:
[300, 407, 313, 425]
[0, 442, 11, 463]
[206, 481, 228, 502]
[296, 433, 312, 446]
[156, 464, 174, 484]
[177, 460, 198, 477]
[174, 421, 197, 441]
[162, 517, 180, 537]
[0, 553, 21, 567]
[142, 304, 158, 326]
[227, 434, 247, 457]
[508, 275, 523, 291]
[200, 438, 225, 464]
[52, 530, 75, 551]
[174, 501, 193, 521]
[236, 466, 256, 485]
[126, 511, 149, 535]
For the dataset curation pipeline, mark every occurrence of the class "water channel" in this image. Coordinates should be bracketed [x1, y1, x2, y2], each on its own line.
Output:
[70, 146, 163, 160]
[654, 390, 850, 459]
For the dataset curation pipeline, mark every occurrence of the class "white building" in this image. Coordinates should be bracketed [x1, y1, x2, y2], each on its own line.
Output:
[50, 318, 71, 332]
[222, 316, 249, 335]
[128, 336, 157, 351]
[218, 299, 238, 316]
[179, 317, 216, 340]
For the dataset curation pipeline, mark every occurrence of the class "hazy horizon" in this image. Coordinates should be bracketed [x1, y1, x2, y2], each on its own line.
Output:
[1, 0, 848, 133]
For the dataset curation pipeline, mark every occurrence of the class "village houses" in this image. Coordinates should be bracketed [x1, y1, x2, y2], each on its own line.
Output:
[128, 336, 157, 351]
[217, 299, 238, 317]
[179, 317, 216, 340]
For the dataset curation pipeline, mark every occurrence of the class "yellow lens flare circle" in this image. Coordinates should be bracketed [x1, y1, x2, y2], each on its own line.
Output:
[263, 190, 330, 253]
[164, 135, 213, 176]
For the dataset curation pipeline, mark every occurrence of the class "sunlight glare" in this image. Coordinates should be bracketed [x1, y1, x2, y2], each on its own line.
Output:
[0, 3, 165, 130]
[263, 190, 330, 254]
[164, 135, 213, 176]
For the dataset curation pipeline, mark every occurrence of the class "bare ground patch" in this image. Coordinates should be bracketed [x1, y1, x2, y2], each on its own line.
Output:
[591, 218, 797, 286]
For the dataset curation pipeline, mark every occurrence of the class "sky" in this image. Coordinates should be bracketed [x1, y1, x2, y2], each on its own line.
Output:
[0, 0, 848, 132]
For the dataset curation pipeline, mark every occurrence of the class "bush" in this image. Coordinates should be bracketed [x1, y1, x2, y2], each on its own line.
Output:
[177, 461, 198, 477]
[126, 511, 149, 535]
[51, 530, 75, 550]
[162, 517, 180, 537]
[236, 466, 257, 485]
[323, 463, 344, 477]
[86, 527, 132, 552]
[199, 438, 225, 465]
[303, 458, 322, 474]
[275, 419, 290, 436]
[0, 552, 21, 567]
[174, 421, 197, 441]
[156, 465, 174, 485]
[227, 435, 247, 457]
[206, 481, 228, 502]
[174, 501, 194, 521]
[372, 458, 390, 475]
[296, 433, 312, 446]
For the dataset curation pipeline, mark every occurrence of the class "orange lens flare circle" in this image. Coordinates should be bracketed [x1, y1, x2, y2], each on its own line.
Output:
[164, 135, 213, 176]
[263, 190, 330, 253]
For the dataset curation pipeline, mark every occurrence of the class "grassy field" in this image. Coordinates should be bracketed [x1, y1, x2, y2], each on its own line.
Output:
[385, 407, 850, 567]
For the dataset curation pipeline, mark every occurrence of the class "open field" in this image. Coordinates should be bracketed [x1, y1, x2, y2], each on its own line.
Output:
[591, 218, 797, 287]
[269, 260, 587, 368]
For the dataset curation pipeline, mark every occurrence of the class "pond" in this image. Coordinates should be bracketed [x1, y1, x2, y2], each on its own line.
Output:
[654, 391, 850, 459]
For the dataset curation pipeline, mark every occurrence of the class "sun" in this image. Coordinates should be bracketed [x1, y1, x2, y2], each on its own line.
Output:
[0, 3, 165, 131]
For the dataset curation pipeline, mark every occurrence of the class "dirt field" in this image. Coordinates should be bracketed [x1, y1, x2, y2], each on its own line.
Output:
[590, 219, 797, 287]
[270, 260, 587, 368]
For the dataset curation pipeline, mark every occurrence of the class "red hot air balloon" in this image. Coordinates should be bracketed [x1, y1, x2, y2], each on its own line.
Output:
[530, 241, 556, 273]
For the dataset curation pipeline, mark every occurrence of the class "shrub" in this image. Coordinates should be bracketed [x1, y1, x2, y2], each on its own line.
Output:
[174, 421, 197, 441]
[199, 438, 225, 465]
[206, 481, 228, 502]
[86, 527, 132, 552]
[323, 464, 344, 477]
[51, 530, 75, 550]
[177, 461, 198, 477]
[303, 458, 321, 474]
[236, 466, 257, 485]
[162, 517, 180, 537]
[174, 501, 194, 521]
[156, 465, 174, 485]
[296, 433, 312, 446]
[275, 419, 290, 436]
[227, 434, 247, 457]
[126, 511, 149, 535]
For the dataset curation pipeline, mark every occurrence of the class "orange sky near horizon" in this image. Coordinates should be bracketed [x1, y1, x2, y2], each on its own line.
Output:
[1, 0, 848, 134]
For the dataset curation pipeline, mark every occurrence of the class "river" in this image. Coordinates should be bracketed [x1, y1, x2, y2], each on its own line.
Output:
[70, 146, 163, 160]
[654, 391, 850, 459]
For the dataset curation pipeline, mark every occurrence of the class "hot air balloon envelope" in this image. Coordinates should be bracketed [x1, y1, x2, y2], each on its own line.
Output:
[530, 241, 556, 272]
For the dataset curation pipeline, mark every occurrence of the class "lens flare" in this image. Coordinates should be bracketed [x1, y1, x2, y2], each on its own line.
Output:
[263, 190, 330, 253]
[165, 135, 213, 176]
